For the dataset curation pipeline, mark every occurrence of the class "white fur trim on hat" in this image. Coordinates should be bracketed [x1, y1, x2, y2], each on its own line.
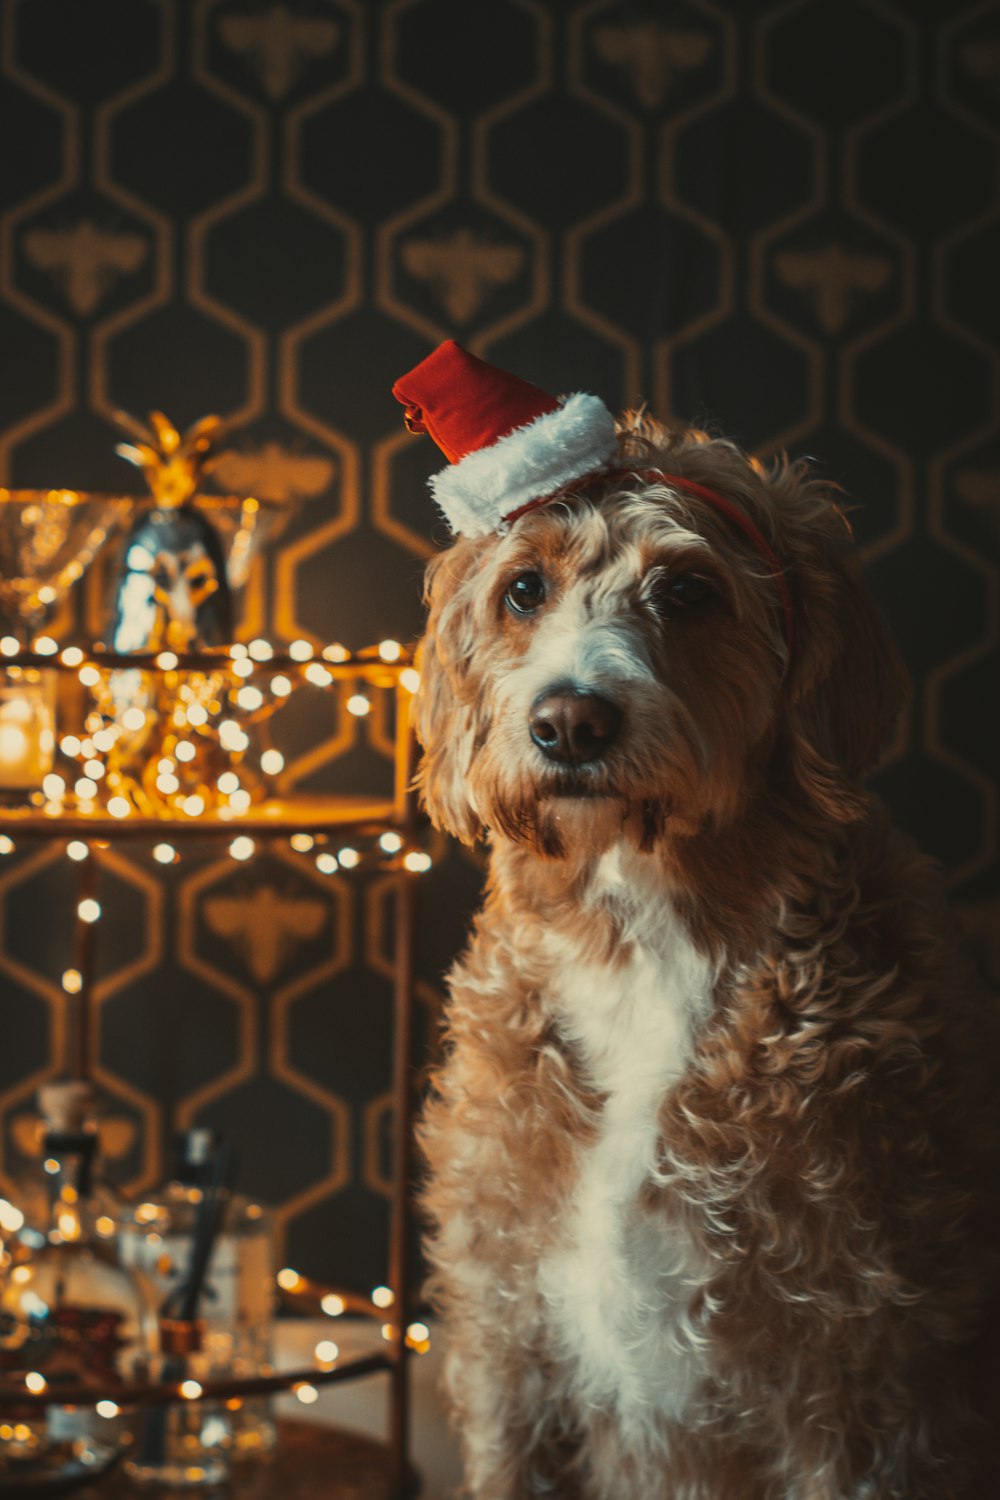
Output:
[428, 392, 618, 538]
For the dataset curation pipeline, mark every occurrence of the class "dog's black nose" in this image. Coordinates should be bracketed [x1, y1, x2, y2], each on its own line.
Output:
[529, 691, 623, 764]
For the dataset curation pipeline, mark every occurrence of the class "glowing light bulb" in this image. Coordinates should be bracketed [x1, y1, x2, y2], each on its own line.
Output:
[379, 832, 403, 854]
[153, 843, 176, 864]
[78, 666, 101, 687]
[232, 658, 254, 679]
[0, 636, 20, 656]
[60, 647, 84, 667]
[83, 759, 104, 779]
[78, 898, 101, 923]
[236, 686, 264, 712]
[60, 734, 82, 758]
[66, 840, 89, 861]
[378, 639, 402, 662]
[371, 1285, 394, 1308]
[290, 833, 314, 853]
[337, 847, 360, 870]
[34, 636, 58, 656]
[122, 707, 145, 731]
[180, 1380, 202, 1401]
[107, 797, 131, 819]
[219, 720, 249, 752]
[321, 1293, 345, 1317]
[346, 694, 370, 717]
[315, 852, 338, 874]
[42, 773, 66, 801]
[183, 795, 205, 817]
[248, 638, 273, 661]
[304, 663, 332, 687]
[157, 757, 175, 775]
[228, 788, 251, 814]
[217, 771, 240, 795]
[260, 749, 283, 775]
[315, 1340, 338, 1363]
[185, 703, 208, 726]
[322, 643, 349, 663]
[229, 836, 255, 861]
[74, 777, 98, 800]
[96, 1401, 120, 1419]
[407, 1322, 430, 1343]
[0, 1199, 24, 1233]
[156, 774, 180, 795]
[24, 1372, 47, 1395]
[295, 1384, 318, 1405]
[62, 969, 83, 994]
[175, 740, 196, 763]
[230, 643, 249, 660]
[400, 668, 420, 694]
[271, 674, 292, 697]
[403, 851, 432, 873]
[156, 651, 179, 670]
[277, 1268, 302, 1292]
[0, 836, 14, 855]
[289, 639, 313, 661]
[92, 728, 117, 752]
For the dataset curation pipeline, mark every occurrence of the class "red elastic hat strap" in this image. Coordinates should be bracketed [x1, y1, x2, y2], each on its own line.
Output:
[502, 468, 794, 654]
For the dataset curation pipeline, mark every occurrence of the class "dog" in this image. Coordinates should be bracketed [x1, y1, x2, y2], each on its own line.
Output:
[397, 345, 1000, 1499]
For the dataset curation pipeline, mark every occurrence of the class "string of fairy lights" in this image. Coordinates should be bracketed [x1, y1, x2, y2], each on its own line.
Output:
[0, 1191, 429, 1420]
[0, 634, 429, 852]
[0, 633, 433, 1001]
[0, 1183, 429, 1419]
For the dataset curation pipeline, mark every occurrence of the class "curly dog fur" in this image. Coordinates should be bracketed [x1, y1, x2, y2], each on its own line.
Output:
[414, 414, 1000, 1499]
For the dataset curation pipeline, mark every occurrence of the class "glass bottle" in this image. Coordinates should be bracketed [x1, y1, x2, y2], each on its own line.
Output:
[11, 1081, 122, 1251]
[123, 1315, 232, 1489]
[0, 1081, 155, 1478]
[119, 1130, 276, 1460]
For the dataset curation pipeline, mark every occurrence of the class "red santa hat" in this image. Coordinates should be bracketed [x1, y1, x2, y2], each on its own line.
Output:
[393, 341, 795, 649]
[392, 340, 618, 539]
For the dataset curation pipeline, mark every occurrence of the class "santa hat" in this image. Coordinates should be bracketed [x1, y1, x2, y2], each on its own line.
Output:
[392, 340, 618, 539]
[393, 341, 795, 649]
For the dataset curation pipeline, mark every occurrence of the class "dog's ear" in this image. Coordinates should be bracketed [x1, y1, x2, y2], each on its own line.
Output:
[413, 541, 486, 845]
[773, 464, 909, 822]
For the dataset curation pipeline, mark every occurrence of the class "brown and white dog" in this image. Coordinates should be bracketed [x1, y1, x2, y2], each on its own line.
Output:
[397, 346, 1000, 1500]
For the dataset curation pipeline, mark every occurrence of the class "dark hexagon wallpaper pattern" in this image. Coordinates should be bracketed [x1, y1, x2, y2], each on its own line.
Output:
[0, 0, 998, 1290]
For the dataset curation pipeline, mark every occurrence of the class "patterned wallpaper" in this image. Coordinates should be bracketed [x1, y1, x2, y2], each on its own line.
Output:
[0, 0, 997, 1288]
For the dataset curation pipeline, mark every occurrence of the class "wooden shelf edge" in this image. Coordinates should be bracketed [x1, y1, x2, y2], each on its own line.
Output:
[0, 796, 404, 839]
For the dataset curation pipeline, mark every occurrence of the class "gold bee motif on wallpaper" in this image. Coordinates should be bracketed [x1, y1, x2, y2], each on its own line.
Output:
[23, 221, 148, 316]
[218, 2, 340, 99]
[11, 1112, 136, 1164]
[401, 230, 525, 325]
[212, 443, 335, 505]
[205, 885, 328, 986]
[594, 21, 712, 109]
[774, 244, 893, 334]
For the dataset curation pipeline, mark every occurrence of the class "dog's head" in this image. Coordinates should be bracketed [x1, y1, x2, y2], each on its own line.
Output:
[414, 416, 907, 858]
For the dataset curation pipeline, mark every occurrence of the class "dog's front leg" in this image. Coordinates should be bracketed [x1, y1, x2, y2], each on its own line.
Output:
[440, 1313, 582, 1500]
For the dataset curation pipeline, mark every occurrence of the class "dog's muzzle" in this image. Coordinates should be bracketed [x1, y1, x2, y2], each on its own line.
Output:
[529, 689, 623, 766]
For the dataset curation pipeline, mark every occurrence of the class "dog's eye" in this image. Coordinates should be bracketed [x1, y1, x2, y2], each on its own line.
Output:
[505, 572, 546, 615]
[663, 573, 713, 610]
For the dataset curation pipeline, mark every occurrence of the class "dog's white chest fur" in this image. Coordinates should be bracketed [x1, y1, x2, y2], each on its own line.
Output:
[538, 849, 714, 1433]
